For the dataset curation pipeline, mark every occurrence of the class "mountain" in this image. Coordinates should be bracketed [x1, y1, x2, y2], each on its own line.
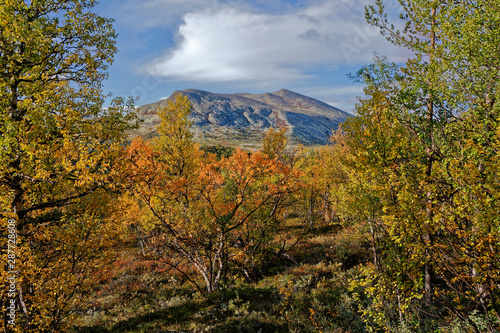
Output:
[134, 89, 352, 147]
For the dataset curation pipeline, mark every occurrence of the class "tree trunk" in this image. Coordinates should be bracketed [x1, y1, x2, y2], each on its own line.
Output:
[424, 5, 437, 306]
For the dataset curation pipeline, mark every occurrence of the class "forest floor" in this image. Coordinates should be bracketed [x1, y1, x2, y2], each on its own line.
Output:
[72, 217, 370, 333]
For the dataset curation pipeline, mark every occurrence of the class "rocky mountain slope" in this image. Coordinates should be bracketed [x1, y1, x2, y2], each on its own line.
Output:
[134, 89, 352, 147]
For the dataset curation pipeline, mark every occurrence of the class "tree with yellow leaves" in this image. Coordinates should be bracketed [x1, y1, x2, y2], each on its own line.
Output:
[0, 1, 135, 331]
[262, 127, 288, 160]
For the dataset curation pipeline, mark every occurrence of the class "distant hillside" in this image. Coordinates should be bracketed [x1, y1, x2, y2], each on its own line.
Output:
[134, 89, 352, 147]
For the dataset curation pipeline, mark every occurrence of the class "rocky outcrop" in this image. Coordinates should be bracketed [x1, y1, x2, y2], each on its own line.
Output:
[134, 89, 352, 146]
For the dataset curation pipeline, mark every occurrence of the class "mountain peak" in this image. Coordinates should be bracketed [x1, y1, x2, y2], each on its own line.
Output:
[275, 88, 292, 93]
[273, 88, 298, 96]
[134, 89, 352, 147]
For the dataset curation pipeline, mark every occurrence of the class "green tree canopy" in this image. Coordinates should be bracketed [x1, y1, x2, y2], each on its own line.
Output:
[335, 1, 500, 331]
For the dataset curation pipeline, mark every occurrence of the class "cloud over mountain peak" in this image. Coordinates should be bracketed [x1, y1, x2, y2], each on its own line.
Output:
[145, 1, 409, 84]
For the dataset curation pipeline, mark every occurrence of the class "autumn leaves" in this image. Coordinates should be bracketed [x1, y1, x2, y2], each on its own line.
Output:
[122, 94, 302, 295]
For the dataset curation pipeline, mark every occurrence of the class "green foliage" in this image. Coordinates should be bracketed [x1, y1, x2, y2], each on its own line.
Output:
[335, 0, 500, 331]
[201, 145, 236, 160]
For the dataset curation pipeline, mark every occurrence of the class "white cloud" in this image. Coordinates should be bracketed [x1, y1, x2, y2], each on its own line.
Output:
[145, 0, 411, 84]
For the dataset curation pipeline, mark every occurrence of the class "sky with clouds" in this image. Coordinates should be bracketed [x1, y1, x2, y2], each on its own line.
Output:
[95, 0, 411, 112]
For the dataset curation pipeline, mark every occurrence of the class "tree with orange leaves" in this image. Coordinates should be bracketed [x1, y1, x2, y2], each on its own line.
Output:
[123, 95, 301, 294]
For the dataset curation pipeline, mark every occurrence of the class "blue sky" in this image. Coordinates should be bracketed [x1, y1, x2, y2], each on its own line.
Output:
[95, 0, 410, 113]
